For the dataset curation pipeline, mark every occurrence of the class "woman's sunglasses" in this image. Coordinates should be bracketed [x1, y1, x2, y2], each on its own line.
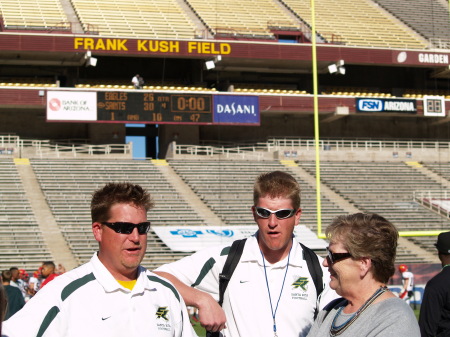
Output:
[326, 247, 352, 264]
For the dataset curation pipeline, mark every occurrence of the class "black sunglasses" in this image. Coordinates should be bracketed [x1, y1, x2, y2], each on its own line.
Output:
[101, 221, 151, 235]
[254, 207, 296, 220]
[326, 247, 352, 264]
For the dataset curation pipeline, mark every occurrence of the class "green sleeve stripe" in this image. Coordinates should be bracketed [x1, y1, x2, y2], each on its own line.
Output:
[61, 272, 96, 301]
[36, 272, 96, 336]
[190, 257, 216, 288]
[220, 246, 231, 256]
[147, 275, 181, 302]
[37, 306, 60, 337]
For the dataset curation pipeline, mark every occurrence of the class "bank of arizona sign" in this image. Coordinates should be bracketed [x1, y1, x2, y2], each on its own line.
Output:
[213, 95, 260, 125]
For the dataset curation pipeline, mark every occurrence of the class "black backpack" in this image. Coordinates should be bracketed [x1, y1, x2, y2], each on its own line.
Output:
[206, 238, 324, 337]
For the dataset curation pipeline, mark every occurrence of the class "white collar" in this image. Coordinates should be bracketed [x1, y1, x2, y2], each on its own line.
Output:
[90, 252, 151, 294]
[239, 233, 304, 267]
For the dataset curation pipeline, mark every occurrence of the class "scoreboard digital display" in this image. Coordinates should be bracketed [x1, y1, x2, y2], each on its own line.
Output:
[46, 90, 259, 125]
[97, 92, 213, 124]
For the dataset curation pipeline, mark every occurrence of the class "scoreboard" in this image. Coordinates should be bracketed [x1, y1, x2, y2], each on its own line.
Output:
[46, 90, 260, 125]
[97, 92, 213, 124]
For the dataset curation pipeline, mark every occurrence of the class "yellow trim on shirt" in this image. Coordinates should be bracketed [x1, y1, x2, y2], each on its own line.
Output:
[117, 279, 136, 290]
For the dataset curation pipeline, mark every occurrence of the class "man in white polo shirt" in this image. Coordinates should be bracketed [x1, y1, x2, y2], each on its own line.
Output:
[3, 182, 196, 337]
[156, 171, 337, 337]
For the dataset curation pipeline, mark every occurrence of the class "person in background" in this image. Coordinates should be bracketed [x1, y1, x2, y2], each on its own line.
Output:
[8, 268, 26, 300]
[398, 264, 414, 304]
[26, 268, 42, 299]
[419, 231, 450, 337]
[56, 264, 66, 275]
[2, 182, 196, 337]
[1, 270, 25, 320]
[306, 213, 419, 337]
[131, 74, 143, 89]
[0, 283, 6, 334]
[156, 171, 338, 337]
[39, 261, 59, 289]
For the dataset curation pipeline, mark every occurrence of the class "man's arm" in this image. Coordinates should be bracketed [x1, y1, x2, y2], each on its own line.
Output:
[403, 277, 410, 291]
[419, 283, 442, 337]
[154, 271, 226, 332]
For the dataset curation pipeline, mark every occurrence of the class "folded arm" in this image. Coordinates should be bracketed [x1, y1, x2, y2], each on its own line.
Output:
[154, 271, 226, 332]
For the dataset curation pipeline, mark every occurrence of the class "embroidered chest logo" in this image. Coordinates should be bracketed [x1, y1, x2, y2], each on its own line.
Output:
[156, 307, 169, 320]
[292, 277, 309, 291]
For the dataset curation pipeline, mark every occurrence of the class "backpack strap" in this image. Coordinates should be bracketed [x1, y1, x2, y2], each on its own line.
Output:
[217, 238, 323, 319]
[299, 242, 324, 319]
[299, 242, 324, 297]
[218, 238, 247, 306]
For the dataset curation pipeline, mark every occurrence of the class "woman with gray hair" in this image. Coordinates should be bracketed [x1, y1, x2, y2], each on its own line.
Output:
[307, 213, 419, 337]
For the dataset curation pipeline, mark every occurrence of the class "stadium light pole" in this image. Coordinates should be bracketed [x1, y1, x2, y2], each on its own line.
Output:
[310, 0, 324, 238]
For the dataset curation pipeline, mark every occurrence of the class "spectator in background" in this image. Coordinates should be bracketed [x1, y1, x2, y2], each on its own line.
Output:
[39, 261, 59, 289]
[0, 283, 6, 333]
[131, 74, 143, 89]
[8, 268, 19, 289]
[1, 270, 25, 320]
[419, 231, 450, 337]
[398, 264, 414, 304]
[56, 264, 66, 275]
[26, 269, 42, 300]
[2, 182, 195, 337]
[8, 268, 26, 299]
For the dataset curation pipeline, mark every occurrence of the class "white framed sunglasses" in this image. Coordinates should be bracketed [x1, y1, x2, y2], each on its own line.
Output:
[254, 207, 297, 220]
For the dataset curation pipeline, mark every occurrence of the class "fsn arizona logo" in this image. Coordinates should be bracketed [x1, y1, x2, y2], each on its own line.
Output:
[292, 277, 309, 291]
[156, 307, 169, 320]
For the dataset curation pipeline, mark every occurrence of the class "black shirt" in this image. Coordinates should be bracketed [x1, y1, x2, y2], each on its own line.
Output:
[419, 266, 450, 336]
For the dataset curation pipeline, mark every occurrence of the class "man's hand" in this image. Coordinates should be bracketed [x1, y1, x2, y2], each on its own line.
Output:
[196, 292, 227, 332]
[154, 271, 227, 332]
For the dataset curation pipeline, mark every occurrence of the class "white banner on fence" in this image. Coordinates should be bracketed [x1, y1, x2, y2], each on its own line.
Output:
[152, 225, 327, 252]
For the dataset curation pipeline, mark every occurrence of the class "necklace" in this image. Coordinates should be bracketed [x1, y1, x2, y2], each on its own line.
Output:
[261, 243, 292, 337]
[330, 286, 388, 336]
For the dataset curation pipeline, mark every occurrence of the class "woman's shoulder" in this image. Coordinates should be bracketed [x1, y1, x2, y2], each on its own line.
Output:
[371, 297, 417, 320]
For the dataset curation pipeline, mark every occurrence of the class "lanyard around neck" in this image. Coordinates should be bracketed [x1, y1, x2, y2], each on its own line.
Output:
[260, 243, 292, 337]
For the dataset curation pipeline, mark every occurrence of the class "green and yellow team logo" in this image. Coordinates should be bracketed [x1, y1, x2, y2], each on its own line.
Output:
[156, 306, 169, 320]
[292, 277, 309, 291]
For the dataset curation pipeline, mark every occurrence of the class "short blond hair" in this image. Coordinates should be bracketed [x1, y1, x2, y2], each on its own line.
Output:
[253, 171, 301, 209]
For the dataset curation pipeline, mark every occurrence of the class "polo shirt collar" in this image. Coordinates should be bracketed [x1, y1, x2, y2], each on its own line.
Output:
[90, 252, 151, 294]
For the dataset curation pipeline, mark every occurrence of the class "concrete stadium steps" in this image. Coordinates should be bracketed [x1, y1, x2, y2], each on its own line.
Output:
[4, 156, 444, 269]
[299, 160, 448, 262]
[0, 159, 53, 271]
[423, 162, 450, 181]
[168, 159, 346, 233]
[373, 0, 450, 48]
[185, 0, 297, 38]
[30, 158, 205, 268]
[70, 0, 198, 38]
[0, 0, 67, 29]
[281, 0, 427, 49]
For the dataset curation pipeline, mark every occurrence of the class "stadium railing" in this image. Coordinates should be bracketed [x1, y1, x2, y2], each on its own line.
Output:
[0, 135, 132, 158]
[414, 190, 450, 220]
[171, 138, 450, 160]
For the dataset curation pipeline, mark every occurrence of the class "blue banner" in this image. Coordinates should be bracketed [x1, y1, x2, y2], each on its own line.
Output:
[356, 98, 417, 113]
[213, 95, 260, 124]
